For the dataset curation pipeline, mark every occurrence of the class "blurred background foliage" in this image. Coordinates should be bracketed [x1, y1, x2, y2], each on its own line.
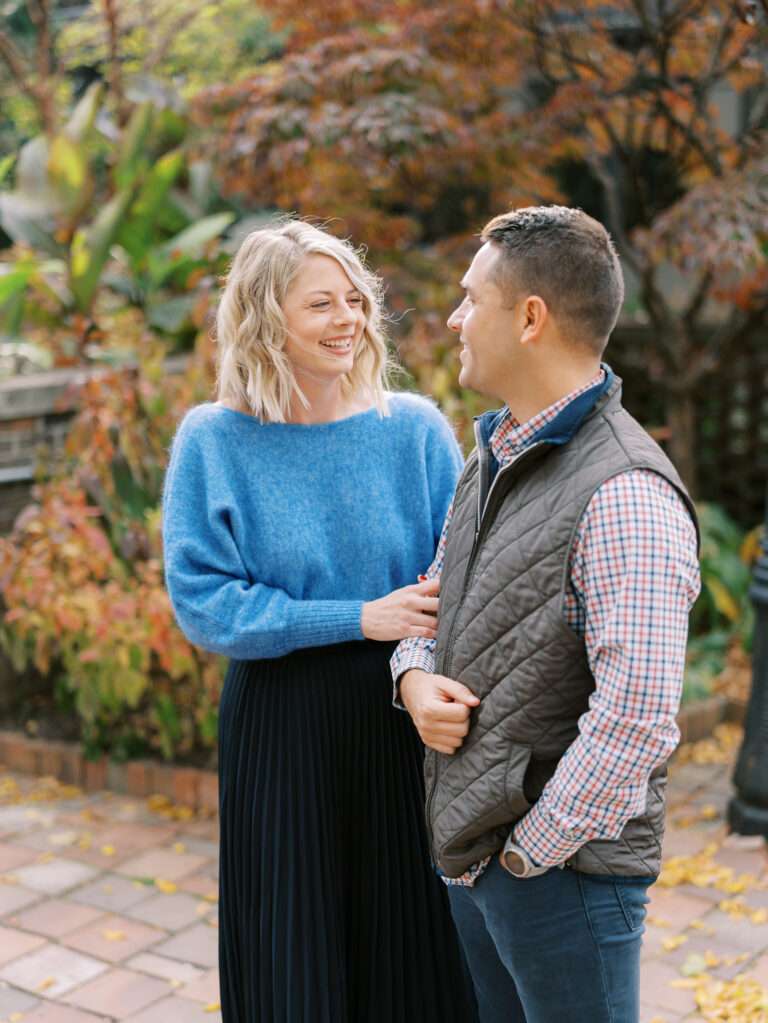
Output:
[0, 0, 765, 761]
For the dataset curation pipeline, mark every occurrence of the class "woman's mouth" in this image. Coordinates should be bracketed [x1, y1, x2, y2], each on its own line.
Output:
[320, 336, 354, 352]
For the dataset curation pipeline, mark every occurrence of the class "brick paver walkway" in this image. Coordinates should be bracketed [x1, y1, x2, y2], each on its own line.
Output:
[0, 729, 765, 1022]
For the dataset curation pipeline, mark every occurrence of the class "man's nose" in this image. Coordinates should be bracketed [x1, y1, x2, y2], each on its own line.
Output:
[447, 307, 463, 333]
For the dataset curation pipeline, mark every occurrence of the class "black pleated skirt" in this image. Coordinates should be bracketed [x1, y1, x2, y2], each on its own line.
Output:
[217, 640, 476, 1023]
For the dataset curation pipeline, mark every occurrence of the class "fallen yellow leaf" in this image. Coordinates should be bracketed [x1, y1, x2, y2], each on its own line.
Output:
[101, 844, 116, 857]
[103, 929, 126, 941]
[37, 976, 55, 991]
[204, 1003, 221, 1013]
[662, 935, 689, 952]
[669, 976, 703, 989]
[155, 878, 178, 894]
[173, 842, 186, 854]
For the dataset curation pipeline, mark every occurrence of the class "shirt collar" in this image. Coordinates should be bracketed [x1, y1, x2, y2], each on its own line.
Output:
[489, 367, 608, 463]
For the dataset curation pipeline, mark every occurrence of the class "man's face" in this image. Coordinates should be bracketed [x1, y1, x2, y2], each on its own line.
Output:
[447, 242, 518, 399]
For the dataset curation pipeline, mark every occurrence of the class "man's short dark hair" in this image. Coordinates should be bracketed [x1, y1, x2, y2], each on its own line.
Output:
[480, 206, 624, 354]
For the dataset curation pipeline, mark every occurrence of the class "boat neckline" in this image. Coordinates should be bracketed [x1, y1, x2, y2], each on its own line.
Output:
[208, 400, 384, 429]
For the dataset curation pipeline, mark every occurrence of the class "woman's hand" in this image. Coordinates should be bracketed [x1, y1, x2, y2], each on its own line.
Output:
[361, 577, 440, 641]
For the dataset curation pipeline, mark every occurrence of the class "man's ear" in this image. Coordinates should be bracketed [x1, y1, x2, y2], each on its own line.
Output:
[519, 296, 548, 346]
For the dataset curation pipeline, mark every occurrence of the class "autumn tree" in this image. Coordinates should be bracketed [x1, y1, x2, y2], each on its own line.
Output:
[196, 0, 767, 494]
[518, 0, 768, 492]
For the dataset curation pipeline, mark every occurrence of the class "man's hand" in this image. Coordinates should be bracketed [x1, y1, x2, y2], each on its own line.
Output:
[399, 669, 480, 754]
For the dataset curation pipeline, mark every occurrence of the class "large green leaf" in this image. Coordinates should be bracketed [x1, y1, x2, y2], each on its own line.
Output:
[0, 194, 62, 256]
[146, 293, 197, 333]
[158, 212, 235, 261]
[69, 188, 136, 312]
[48, 135, 93, 220]
[0, 264, 33, 305]
[116, 149, 185, 265]
[114, 103, 154, 191]
[145, 212, 233, 289]
[16, 137, 50, 199]
[63, 81, 103, 143]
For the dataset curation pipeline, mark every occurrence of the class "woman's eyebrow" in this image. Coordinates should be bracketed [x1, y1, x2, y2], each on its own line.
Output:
[306, 288, 361, 296]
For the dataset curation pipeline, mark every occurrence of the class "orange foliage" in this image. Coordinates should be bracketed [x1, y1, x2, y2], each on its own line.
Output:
[0, 341, 221, 761]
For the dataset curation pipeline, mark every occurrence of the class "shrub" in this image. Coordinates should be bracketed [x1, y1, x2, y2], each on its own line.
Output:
[683, 503, 759, 704]
[0, 341, 222, 761]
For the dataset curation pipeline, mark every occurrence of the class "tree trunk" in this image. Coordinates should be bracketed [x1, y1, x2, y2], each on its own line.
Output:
[666, 387, 698, 498]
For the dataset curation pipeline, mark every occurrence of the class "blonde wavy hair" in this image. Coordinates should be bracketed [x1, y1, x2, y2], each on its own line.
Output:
[215, 219, 392, 422]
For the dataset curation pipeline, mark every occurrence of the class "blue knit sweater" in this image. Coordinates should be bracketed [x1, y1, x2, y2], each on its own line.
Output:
[162, 394, 463, 660]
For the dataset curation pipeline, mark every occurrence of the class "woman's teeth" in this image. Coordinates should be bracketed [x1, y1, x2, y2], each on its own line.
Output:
[321, 339, 352, 349]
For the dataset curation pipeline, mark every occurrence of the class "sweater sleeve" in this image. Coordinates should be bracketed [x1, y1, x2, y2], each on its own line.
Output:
[161, 416, 365, 660]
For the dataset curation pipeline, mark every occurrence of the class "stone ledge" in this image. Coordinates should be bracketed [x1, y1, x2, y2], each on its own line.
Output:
[0, 696, 746, 809]
[0, 729, 218, 815]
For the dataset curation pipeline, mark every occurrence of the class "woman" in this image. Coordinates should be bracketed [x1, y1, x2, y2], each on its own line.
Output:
[162, 220, 475, 1021]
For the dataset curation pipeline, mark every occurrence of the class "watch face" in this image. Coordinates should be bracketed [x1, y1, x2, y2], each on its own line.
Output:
[504, 850, 526, 876]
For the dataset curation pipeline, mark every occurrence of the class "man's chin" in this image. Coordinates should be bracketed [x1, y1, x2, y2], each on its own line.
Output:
[458, 366, 475, 391]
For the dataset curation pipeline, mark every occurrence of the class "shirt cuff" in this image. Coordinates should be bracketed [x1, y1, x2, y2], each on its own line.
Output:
[389, 649, 437, 709]
[513, 803, 585, 868]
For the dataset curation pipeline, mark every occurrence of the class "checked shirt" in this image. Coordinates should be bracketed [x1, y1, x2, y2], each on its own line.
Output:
[391, 372, 701, 886]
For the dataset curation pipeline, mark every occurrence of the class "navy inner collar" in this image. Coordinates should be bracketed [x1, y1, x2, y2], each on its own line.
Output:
[476, 364, 615, 453]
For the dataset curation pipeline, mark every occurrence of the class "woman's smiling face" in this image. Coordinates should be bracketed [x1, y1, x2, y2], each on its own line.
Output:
[281, 254, 367, 387]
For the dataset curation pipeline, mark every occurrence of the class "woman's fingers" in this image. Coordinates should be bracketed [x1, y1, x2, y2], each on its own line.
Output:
[408, 626, 437, 639]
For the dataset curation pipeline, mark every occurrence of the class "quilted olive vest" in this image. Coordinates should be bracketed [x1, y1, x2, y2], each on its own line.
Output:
[426, 376, 698, 878]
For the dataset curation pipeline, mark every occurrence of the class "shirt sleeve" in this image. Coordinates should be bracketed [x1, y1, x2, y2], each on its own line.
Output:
[388, 403, 463, 696]
[162, 419, 364, 660]
[389, 497, 455, 699]
[513, 470, 701, 867]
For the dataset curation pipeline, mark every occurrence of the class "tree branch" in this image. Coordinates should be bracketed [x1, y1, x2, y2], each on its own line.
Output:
[101, 0, 127, 126]
[683, 268, 714, 329]
[0, 26, 54, 133]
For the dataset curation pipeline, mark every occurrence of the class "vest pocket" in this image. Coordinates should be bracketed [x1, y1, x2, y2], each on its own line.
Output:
[504, 744, 533, 818]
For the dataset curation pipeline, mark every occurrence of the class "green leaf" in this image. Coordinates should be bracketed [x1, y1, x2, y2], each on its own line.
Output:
[0, 153, 15, 188]
[158, 212, 234, 261]
[16, 137, 50, 198]
[48, 135, 91, 213]
[0, 194, 62, 256]
[114, 103, 154, 190]
[63, 81, 103, 143]
[110, 456, 154, 518]
[117, 149, 185, 264]
[146, 294, 197, 332]
[0, 264, 33, 305]
[69, 187, 136, 312]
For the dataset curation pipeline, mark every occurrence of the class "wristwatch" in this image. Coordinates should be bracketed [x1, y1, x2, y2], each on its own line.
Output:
[500, 836, 551, 878]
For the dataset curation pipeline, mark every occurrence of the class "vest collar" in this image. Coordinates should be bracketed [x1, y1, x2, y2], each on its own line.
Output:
[475, 364, 619, 453]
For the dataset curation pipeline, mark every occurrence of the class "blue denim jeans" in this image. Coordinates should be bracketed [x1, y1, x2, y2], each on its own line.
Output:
[447, 857, 653, 1023]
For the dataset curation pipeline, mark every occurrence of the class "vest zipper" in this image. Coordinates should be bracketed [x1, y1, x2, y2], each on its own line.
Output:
[425, 435, 554, 860]
[446, 439, 553, 675]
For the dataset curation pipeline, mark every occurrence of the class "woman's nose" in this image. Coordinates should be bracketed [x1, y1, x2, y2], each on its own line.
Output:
[334, 305, 355, 324]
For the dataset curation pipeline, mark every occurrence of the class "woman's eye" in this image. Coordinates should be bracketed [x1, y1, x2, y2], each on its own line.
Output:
[348, 296, 362, 305]
[311, 302, 330, 310]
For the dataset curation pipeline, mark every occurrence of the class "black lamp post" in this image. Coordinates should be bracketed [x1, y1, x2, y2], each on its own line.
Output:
[728, 485, 768, 836]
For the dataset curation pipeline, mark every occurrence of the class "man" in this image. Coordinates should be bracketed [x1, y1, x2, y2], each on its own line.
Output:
[391, 206, 701, 1023]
